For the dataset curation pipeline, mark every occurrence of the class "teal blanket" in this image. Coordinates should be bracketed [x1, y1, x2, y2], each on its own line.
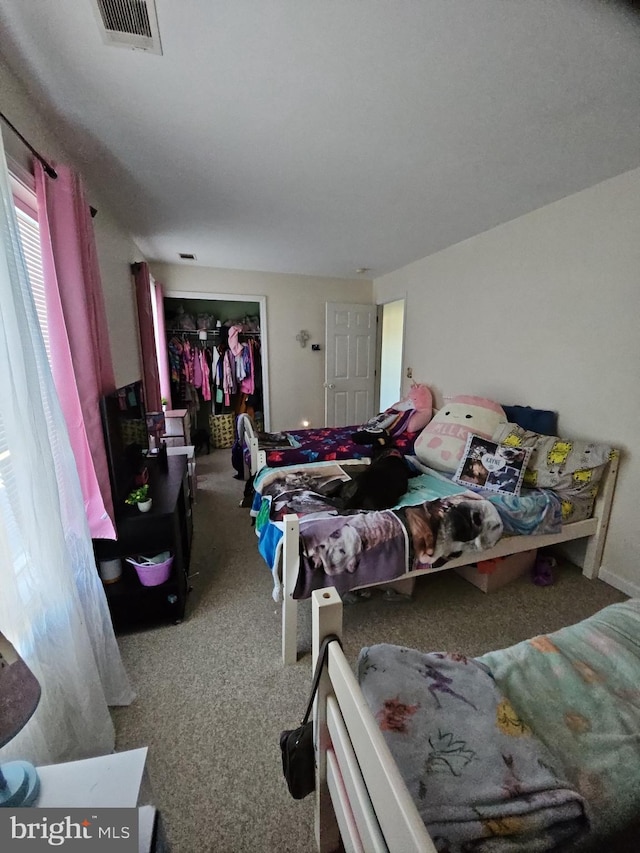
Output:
[479, 598, 640, 843]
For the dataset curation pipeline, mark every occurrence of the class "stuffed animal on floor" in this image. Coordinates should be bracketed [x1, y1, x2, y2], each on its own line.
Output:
[414, 395, 506, 472]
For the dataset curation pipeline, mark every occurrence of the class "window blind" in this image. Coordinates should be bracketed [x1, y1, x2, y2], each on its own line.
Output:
[15, 207, 49, 360]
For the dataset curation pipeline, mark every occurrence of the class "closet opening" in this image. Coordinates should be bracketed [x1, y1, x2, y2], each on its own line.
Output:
[163, 291, 270, 443]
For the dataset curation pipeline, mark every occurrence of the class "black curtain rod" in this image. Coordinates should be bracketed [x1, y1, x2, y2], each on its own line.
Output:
[0, 110, 98, 217]
[0, 110, 58, 179]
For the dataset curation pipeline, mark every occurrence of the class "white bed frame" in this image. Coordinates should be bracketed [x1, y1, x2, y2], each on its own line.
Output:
[241, 412, 619, 664]
[311, 586, 437, 852]
[246, 421, 261, 476]
[278, 453, 619, 664]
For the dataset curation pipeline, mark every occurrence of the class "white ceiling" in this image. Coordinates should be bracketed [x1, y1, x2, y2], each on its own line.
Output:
[1, 1, 639, 280]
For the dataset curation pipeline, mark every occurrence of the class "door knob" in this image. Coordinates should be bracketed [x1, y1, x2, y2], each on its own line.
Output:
[324, 383, 336, 389]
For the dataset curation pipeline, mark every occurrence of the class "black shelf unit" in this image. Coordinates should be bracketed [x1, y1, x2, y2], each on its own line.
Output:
[94, 455, 193, 632]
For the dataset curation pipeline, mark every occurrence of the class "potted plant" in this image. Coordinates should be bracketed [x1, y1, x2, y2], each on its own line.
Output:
[161, 397, 169, 412]
[125, 484, 152, 513]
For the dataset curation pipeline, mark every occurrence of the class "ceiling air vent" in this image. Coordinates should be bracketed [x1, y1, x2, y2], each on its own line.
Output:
[93, 0, 163, 54]
[178, 253, 197, 261]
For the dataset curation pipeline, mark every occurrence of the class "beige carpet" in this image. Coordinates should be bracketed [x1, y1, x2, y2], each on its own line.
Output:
[111, 450, 627, 853]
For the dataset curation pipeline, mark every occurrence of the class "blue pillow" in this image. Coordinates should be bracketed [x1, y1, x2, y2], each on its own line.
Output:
[501, 405, 557, 436]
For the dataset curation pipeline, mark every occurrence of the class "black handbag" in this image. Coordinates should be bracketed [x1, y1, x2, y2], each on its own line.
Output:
[279, 634, 341, 800]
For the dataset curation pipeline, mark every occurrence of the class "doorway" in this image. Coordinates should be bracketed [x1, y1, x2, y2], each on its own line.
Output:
[378, 299, 405, 410]
[163, 290, 270, 433]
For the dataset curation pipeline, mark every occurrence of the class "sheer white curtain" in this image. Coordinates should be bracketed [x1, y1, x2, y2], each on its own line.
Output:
[0, 131, 134, 765]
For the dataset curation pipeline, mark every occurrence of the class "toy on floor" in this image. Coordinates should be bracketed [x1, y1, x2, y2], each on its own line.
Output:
[532, 552, 556, 586]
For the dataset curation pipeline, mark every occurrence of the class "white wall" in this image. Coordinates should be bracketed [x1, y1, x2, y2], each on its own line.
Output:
[0, 59, 143, 388]
[151, 263, 372, 431]
[375, 167, 640, 594]
[92, 208, 143, 387]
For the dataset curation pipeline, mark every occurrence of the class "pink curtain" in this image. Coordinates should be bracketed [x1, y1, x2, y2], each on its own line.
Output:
[34, 161, 116, 539]
[152, 279, 172, 408]
[132, 262, 161, 413]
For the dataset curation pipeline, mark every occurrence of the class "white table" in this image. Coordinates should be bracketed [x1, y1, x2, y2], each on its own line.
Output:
[35, 748, 165, 851]
[162, 409, 190, 447]
[36, 747, 148, 808]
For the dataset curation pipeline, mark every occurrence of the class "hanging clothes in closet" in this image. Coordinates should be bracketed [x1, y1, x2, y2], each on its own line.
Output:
[213, 324, 262, 416]
[167, 321, 262, 430]
[167, 332, 218, 420]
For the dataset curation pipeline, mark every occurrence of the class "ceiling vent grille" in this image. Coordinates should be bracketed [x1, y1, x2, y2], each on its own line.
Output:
[93, 0, 163, 54]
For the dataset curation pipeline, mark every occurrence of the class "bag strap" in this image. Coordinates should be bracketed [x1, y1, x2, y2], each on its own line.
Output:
[301, 634, 341, 726]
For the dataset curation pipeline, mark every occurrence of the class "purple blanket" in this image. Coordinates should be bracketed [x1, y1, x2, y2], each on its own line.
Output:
[244, 423, 419, 470]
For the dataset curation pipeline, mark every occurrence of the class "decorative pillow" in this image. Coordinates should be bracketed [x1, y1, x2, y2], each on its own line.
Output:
[493, 423, 615, 522]
[414, 395, 507, 472]
[360, 383, 433, 436]
[501, 405, 557, 436]
[453, 434, 532, 496]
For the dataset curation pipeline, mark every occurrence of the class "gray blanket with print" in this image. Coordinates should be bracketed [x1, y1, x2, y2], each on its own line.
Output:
[357, 644, 588, 852]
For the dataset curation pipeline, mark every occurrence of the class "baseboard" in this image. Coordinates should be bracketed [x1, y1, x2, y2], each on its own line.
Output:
[598, 568, 640, 599]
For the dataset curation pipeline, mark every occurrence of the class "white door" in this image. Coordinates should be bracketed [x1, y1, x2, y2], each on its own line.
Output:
[325, 302, 377, 427]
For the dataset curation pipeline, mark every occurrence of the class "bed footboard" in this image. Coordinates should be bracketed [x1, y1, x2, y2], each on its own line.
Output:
[312, 588, 437, 852]
[282, 515, 300, 666]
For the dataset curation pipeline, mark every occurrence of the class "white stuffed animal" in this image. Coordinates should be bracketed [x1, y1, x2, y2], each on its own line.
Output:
[414, 395, 506, 472]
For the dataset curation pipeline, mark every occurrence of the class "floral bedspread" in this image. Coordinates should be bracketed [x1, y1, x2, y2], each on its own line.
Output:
[357, 644, 588, 852]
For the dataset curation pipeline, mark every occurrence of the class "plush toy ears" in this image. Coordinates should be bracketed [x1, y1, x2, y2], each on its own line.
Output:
[407, 382, 433, 411]
[405, 382, 433, 433]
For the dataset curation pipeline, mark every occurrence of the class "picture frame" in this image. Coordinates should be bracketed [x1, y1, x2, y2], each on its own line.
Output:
[454, 434, 532, 496]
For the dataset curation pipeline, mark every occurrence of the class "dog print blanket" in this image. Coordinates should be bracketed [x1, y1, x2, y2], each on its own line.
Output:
[251, 461, 562, 601]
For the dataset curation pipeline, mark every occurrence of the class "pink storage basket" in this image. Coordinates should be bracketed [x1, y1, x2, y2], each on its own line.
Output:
[126, 552, 173, 587]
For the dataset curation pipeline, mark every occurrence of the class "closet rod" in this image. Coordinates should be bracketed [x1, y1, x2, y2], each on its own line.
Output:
[166, 328, 260, 336]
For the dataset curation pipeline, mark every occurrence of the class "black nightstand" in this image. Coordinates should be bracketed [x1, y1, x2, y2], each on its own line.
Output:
[94, 456, 193, 631]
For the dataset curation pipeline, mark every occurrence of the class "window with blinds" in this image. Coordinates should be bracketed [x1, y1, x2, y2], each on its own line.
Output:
[15, 207, 49, 361]
[1, 179, 46, 580]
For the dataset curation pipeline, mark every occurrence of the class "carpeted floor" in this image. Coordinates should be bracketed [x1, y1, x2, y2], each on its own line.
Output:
[111, 450, 627, 853]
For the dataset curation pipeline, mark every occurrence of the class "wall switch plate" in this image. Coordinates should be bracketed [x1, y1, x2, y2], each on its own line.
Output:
[312, 344, 321, 351]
